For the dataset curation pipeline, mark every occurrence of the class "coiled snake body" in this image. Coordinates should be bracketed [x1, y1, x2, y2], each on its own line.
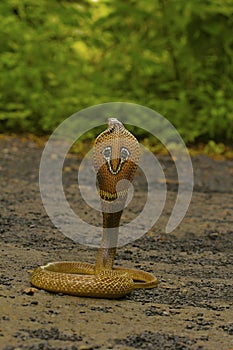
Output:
[31, 118, 158, 298]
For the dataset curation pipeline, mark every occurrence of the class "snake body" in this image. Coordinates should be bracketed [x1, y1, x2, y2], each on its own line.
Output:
[31, 118, 158, 298]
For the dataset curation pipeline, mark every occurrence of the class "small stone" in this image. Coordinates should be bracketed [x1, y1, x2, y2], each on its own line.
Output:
[208, 232, 219, 240]
[186, 324, 194, 329]
[2, 316, 10, 321]
[162, 311, 170, 316]
[23, 287, 38, 295]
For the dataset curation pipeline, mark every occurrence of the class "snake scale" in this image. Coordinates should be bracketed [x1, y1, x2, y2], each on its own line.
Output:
[31, 118, 158, 298]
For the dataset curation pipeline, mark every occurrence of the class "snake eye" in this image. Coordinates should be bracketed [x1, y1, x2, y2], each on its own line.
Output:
[120, 147, 130, 160]
[102, 146, 112, 160]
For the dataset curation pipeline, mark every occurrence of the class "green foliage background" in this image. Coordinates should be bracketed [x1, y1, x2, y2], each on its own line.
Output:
[0, 0, 232, 143]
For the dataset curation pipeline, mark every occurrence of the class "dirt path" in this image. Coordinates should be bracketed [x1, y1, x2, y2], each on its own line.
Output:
[0, 136, 233, 350]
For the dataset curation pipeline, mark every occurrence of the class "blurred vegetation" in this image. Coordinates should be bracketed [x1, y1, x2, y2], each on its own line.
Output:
[0, 0, 232, 144]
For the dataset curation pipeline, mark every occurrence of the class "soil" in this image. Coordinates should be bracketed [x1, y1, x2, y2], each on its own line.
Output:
[0, 135, 233, 350]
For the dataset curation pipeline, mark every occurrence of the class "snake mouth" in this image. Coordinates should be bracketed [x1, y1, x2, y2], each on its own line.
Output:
[98, 189, 128, 201]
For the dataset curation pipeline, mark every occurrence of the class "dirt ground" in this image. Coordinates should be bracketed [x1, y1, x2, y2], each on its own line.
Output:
[0, 135, 233, 350]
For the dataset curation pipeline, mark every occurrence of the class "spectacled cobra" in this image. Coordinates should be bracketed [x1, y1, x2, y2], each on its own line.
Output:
[31, 118, 158, 298]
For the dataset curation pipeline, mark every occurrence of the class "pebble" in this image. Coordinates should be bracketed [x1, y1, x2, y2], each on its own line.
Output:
[23, 287, 38, 295]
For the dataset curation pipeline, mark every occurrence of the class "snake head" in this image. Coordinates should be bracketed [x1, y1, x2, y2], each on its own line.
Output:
[93, 119, 140, 201]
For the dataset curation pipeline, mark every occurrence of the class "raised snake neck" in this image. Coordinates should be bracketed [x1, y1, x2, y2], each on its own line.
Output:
[93, 118, 140, 271]
[30, 118, 158, 298]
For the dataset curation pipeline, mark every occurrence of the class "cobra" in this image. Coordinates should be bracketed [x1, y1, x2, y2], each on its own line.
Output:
[31, 118, 158, 298]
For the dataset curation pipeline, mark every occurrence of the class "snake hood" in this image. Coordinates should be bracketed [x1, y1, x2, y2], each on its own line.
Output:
[93, 118, 140, 201]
